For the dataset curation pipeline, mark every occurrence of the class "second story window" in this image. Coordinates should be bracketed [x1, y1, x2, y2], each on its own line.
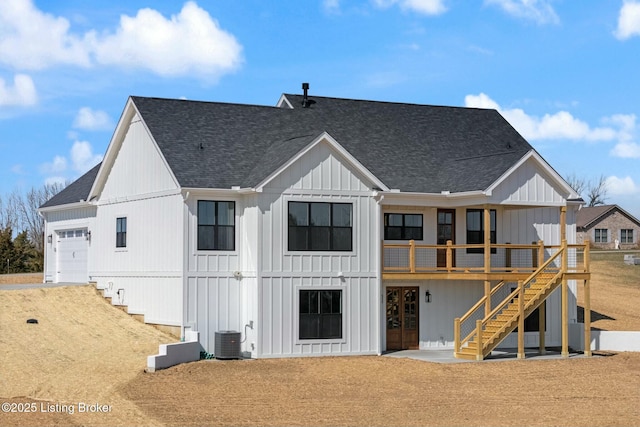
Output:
[116, 217, 127, 248]
[384, 213, 423, 240]
[197, 201, 235, 251]
[466, 209, 496, 254]
[288, 202, 353, 251]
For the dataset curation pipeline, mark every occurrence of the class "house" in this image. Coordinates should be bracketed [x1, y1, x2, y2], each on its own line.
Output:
[39, 86, 592, 360]
[577, 204, 640, 250]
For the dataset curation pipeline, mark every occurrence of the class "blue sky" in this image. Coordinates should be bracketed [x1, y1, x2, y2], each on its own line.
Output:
[1, 0, 640, 216]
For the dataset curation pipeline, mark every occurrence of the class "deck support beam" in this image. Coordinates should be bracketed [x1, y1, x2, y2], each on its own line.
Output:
[538, 301, 546, 355]
[517, 280, 525, 359]
[584, 242, 592, 357]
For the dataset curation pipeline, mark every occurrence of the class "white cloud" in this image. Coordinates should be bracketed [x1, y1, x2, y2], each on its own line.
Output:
[323, 0, 341, 13]
[0, 0, 242, 79]
[484, 0, 559, 25]
[606, 175, 640, 195]
[606, 114, 640, 158]
[0, 0, 91, 69]
[610, 141, 640, 158]
[464, 93, 619, 142]
[73, 107, 112, 131]
[373, 0, 447, 15]
[0, 74, 37, 106]
[91, 2, 243, 78]
[70, 140, 102, 173]
[40, 140, 102, 183]
[40, 155, 68, 175]
[44, 176, 68, 187]
[615, 0, 640, 40]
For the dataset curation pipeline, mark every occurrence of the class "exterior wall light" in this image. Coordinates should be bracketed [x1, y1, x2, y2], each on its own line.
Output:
[86, 230, 91, 242]
[47, 234, 52, 244]
[425, 290, 432, 303]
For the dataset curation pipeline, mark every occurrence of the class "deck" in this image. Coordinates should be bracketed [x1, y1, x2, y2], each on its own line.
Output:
[382, 240, 591, 282]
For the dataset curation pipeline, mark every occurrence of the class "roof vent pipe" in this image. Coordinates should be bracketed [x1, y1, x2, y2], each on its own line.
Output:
[301, 82, 315, 108]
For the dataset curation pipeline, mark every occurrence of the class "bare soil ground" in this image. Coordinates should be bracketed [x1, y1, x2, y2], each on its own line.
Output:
[0, 273, 43, 285]
[1, 253, 639, 427]
[577, 252, 640, 330]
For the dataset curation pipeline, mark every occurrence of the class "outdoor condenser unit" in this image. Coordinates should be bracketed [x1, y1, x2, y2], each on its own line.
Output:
[215, 331, 241, 359]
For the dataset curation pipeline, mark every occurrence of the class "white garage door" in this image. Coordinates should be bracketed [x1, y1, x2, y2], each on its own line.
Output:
[56, 229, 88, 283]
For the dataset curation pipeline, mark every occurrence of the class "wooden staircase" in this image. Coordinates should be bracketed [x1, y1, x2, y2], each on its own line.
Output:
[454, 249, 565, 360]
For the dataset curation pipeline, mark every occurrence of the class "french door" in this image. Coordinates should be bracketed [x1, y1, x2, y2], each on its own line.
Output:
[386, 287, 419, 350]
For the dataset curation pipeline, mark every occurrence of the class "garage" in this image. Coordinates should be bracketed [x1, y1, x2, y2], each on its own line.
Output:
[56, 229, 88, 283]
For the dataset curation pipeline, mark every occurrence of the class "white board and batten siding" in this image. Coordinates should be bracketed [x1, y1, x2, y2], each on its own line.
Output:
[256, 140, 381, 358]
[43, 206, 97, 283]
[493, 157, 580, 347]
[90, 112, 183, 326]
[183, 194, 259, 355]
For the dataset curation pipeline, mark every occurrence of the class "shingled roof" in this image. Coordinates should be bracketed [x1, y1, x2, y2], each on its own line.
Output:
[576, 205, 640, 229]
[40, 162, 101, 208]
[42, 92, 535, 207]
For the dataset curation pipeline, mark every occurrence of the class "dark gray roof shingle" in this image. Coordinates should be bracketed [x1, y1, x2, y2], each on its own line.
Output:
[133, 94, 532, 193]
[40, 162, 101, 208]
[42, 92, 535, 207]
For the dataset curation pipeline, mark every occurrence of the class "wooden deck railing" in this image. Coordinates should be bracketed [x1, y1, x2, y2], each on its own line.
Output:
[382, 240, 589, 276]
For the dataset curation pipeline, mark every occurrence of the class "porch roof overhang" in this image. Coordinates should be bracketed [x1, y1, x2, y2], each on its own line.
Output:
[374, 190, 572, 209]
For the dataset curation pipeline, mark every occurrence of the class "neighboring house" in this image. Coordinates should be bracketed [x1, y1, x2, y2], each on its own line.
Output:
[40, 88, 592, 360]
[577, 204, 640, 250]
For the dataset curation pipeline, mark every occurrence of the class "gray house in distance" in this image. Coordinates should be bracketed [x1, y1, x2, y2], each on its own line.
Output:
[40, 87, 591, 360]
[577, 204, 640, 250]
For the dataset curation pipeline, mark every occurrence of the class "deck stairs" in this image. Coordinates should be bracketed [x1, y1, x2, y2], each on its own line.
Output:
[455, 250, 564, 360]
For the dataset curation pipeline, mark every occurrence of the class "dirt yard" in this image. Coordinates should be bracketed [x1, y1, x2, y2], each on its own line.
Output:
[1, 252, 639, 427]
[0, 273, 43, 285]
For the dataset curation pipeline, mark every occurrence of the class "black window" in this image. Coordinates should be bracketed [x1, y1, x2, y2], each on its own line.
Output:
[288, 202, 352, 251]
[594, 228, 608, 243]
[620, 229, 634, 244]
[384, 213, 423, 240]
[299, 290, 342, 340]
[197, 201, 235, 251]
[466, 209, 496, 254]
[116, 217, 127, 248]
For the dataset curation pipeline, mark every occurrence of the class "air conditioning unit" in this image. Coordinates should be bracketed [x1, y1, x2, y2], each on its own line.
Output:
[215, 331, 241, 359]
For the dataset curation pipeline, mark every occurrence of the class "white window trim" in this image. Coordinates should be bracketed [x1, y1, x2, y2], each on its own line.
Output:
[193, 198, 239, 254]
[294, 285, 348, 345]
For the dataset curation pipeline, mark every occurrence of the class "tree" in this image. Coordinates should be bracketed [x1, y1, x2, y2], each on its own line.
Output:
[586, 175, 608, 207]
[12, 182, 66, 256]
[14, 230, 39, 272]
[0, 226, 16, 274]
[565, 173, 587, 197]
[565, 173, 608, 207]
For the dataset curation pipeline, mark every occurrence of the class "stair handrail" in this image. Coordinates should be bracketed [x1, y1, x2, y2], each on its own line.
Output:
[456, 247, 564, 354]
[456, 280, 509, 348]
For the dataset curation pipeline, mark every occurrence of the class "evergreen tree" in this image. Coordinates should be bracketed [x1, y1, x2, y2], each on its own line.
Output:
[0, 226, 16, 274]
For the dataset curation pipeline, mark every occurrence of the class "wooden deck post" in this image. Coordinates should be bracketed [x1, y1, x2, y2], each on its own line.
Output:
[484, 206, 491, 273]
[484, 281, 491, 317]
[584, 240, 592, 357]
[409, 239, 416, 273]
[561, 238, 569, 358]
[537, 240, 544, 268]
[584, 279, 592, 357]
[518, 280, 525, 359]
[446, 240, 453, 272]
[539, 301, 546, 355]
[454, 318, 461, 354]
[476, 319, 483, 361]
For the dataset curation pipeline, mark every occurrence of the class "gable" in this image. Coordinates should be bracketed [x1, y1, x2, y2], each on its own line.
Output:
[260, 135, 382, 193]
[98, 110, 179, 201]
[487, 152, 575, 206]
